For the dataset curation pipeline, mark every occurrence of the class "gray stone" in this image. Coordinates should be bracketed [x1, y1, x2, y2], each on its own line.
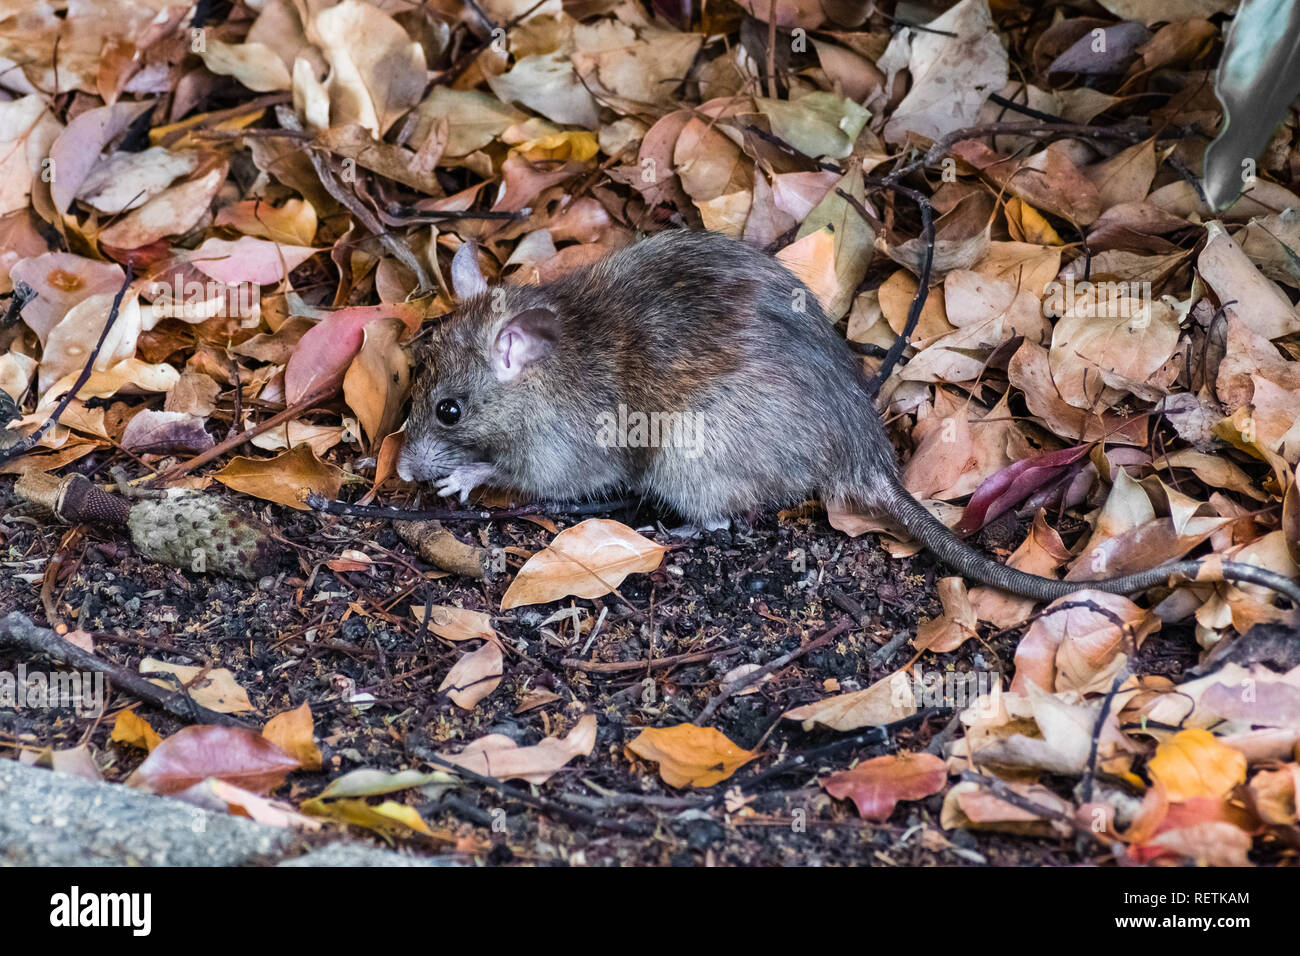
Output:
[0, 759, 460, 867]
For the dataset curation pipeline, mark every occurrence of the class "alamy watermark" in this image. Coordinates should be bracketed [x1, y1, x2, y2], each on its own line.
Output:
[1042, 276, 1153, 323]
[891, 667, 1001, 715]
[0, 665, 104, 716]
[594, 403, 707, 458]
[148, 275, 258, 320]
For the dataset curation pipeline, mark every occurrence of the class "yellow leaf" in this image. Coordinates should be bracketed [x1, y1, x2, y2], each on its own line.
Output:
[625, 723, 756, 788]
[1005, 197, 1063, 245]
[512, 131, 599, 162]
[302, 797, 433, 838]
[110, 710, 162, 752]
[1148, 729, 1247, 802]
[139, 658, 254, 714]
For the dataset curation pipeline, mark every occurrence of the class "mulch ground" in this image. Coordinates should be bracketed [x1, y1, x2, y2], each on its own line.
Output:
[0, 477, 1202, 866]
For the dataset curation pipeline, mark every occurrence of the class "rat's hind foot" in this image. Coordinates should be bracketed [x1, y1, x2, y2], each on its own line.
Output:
[436, 463, 495, 504]
[664, 516, 731, 538]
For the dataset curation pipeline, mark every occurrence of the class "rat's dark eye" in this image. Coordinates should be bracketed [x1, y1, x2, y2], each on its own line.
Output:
[436, 398, 462, 425]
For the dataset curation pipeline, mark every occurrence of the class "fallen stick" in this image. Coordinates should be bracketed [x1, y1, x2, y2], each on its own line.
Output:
[0, 611, 254, 729]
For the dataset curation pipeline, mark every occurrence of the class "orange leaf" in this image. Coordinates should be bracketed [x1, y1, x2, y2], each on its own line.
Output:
[625, 723, 756, 788]
[262, 703, 322, 771]
[110, 710, 162, 752]
[1147, 729, 1248, 802]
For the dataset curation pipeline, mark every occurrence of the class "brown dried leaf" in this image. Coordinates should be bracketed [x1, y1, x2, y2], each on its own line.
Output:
[500, 519, 667, 609]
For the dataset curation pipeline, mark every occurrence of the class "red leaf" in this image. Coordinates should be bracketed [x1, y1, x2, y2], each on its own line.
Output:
[821, 752, 948, 821]
[954, 443, 1093, 537]
[284, 302, 423, 405]
[129, 725, 301, 795]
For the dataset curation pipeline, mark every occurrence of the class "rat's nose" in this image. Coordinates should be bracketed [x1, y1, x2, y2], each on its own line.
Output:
[395, 444, 419, 482]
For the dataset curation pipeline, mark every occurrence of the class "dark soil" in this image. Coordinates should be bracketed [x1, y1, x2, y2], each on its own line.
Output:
[0, 473, 1201, 866]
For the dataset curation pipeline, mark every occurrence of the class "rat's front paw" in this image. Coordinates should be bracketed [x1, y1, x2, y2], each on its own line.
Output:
[436, 463, 494, 504]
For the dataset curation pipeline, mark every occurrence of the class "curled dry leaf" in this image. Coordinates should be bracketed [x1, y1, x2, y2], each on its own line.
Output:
[47, 101, 152, 215]
[913, 576, 979, 653]
[438, 641, 504, 709]
[285, 301, 423, 406]
[953, 442, 1093, 537]
[625, 722, 756, 788]
[791, 165, 874, 319]
[128, 725, 300, 795]
[97, 164, 228, 250]
[439, 713, 598, 785]
[302, 796, 435, 839]
[969, 511, 1073, 627]
[1248, 764, 1300, 824]
[1007, 340, 1148, 445]
[21, 743, 102, 781]
[312, 0, 427, 138]
[342, 316, 410, 448]
[215, 199, 318, 246]
[1010, 589, 1159, 694]
[940, 779, 1075, 837]
[880, 0, 1008, 146]
[174, 779, 321, 830]
[821, 751, 948, 821]
[411, 605, 501, 645]
[500, 518, 668, 609]
[783, 670, 917, 732]
[950, 681, 1136, 776]
[120, 409, 213, 455]
[1048, 299, 1181, 409]
[199, 40, 293, 93]
[952, 139, 1101, 225]
[1144, 821, 1253, 867]
[187, 236, 318, 287]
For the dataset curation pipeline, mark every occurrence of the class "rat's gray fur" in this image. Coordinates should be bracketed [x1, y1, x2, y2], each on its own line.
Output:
[399, 231, 1300, 605]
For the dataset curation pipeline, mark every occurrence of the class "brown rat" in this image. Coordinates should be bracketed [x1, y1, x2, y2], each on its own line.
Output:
[397, 230, 1300, 606]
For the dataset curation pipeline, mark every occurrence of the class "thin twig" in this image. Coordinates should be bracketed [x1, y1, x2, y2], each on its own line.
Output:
[564, 645, 742, 674]
[695, 618, 852, 724]
[0, 611, 254, 728]
[155, 385, 339, 484]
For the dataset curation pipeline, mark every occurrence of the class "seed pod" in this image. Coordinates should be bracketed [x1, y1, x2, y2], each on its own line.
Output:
[128, 490, 282, 581]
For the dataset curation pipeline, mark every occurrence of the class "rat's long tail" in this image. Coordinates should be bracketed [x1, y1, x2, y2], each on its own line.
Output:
[881, 481, 1300, 606]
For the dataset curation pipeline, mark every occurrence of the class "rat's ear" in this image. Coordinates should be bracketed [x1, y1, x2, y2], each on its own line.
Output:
[451, 240, 488, 300]
[492, 308, 559, 381]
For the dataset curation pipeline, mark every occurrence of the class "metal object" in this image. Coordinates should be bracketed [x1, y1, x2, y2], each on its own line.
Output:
[1204, 0, 1300, 210]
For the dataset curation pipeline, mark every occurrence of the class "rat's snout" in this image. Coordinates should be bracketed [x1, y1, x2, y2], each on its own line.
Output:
[395, 431, 462, 484]
[395, 446, 419, 482]
[396, 434, 430, 483]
